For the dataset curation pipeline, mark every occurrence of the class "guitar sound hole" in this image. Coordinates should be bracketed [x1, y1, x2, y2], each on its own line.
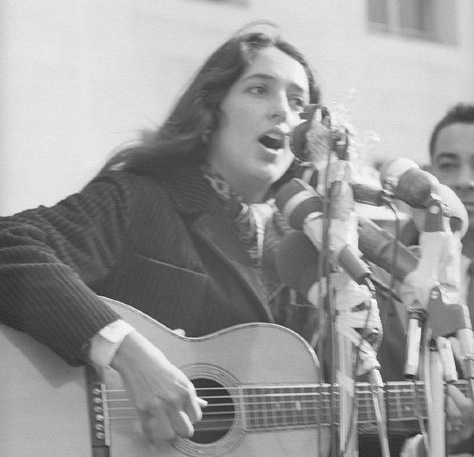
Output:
[191, 378, 235, 444]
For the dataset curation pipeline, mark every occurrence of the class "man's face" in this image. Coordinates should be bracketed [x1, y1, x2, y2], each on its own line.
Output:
[431, 122, 474, 226]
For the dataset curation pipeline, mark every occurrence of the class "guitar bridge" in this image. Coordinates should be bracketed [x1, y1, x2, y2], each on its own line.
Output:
[86, 366, 111, 457]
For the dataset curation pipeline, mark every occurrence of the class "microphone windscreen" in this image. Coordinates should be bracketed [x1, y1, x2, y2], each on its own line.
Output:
[380, 158, 417, 186]
[274, 179, 322, 230]
[358, 216, 418, 281]
[275, 231, 321, 298]
[290, 104, 321, 158]
[380, 158, 439, 208]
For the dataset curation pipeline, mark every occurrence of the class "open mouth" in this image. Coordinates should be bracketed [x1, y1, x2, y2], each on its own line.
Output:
[258, 133, 285, 150]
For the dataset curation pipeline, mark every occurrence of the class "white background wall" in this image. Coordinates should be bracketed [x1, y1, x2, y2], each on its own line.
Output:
[1, 0, 473, 215]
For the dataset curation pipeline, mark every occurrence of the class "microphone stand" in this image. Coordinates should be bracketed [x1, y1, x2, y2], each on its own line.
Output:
[327, 158, 390, 457]
[300, 107, 390, 456]
[327, 162, 360, 457]
[400, 196, 474, 456]
[319, 153, 339, 457]
[405, 199, 447, 457]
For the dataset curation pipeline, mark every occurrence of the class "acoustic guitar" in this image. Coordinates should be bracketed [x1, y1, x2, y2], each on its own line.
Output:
[0, 297, 469, 457]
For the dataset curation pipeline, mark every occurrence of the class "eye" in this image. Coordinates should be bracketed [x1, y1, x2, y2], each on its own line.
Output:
[248, 85, 268, 95]
[289, 96, 305, 112]
[437, 161, 459, 172]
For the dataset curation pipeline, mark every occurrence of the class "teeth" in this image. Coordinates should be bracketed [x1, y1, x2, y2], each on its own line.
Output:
[267, 133, 281, 140]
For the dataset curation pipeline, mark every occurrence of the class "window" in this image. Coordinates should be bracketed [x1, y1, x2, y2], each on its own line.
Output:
[367, 0, 457, 44]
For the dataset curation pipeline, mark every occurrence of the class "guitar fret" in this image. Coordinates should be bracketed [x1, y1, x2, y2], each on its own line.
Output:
[396, 383, 404, 419]
[357, 386, 373, 423]
[268, 389, 275, 428]
[321, 384, 332, 426]
[275, 387, 284, 428]
[386, 384, 398, 420]
[256, 387, 265, 430]
[289, 386, 297, 427]
[308, 386, 318, 426]
[401, 384, 412, 419]
[260, 387, 268, 429]
[302, 387, 311, 426]
[244, 385, 324, 431]
[401, 384, 413, 419]
[245, 387, 254, 430]
[292, 387, 304, 426]
[284, 387, 293, 427]
[384, 381, 428, 421]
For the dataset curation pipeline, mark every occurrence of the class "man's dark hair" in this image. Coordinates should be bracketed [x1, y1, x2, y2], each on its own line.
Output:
[429, 103, 474, 157]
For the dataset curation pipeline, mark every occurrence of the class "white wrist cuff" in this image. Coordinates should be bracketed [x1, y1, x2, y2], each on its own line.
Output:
[89, 320, 135, 367]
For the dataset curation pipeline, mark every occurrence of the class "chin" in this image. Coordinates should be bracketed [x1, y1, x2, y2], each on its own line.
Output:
[261, 159, 292, 181]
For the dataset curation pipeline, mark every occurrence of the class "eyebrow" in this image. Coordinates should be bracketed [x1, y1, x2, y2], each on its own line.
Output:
[241, 73, 308, 94]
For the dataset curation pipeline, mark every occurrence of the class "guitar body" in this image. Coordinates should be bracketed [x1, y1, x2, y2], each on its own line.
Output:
[0, 298, 329, 457]
[0, 321, 91, 457]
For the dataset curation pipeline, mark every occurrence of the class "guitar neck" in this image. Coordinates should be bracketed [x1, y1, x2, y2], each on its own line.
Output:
[240, 380, 470, 431]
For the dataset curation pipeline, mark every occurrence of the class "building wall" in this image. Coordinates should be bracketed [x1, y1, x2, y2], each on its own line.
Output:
[1, 0, 473, 215]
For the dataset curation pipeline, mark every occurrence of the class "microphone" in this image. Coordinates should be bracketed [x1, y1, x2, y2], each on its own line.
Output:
[275, 229, 379, 331]
[358, 210, 474, 380]
[275, 178, 323, 230]
[275, 230, 322, 306]
[275, 181, 463, 285]
[275, 178, 373, 284]
[357, 216, 419, 281]
[379, 158, 440, 208]
[290, 104, 327, 158]
[289, 103, 387, 207]
[380, 158, 468, 236]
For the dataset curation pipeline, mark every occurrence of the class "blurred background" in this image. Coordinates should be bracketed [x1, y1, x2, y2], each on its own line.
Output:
[1, 0, 473, 215]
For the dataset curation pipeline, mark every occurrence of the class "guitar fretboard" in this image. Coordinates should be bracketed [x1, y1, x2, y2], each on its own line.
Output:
[242, 381, 469, 431]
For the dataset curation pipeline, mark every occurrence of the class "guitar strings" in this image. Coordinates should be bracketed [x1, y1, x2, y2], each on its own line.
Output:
[102, 379, 468, 395]
[103, 384, 440, 409]
[99, 380, 469, 431]
[104, 403, 431, 431]
[103, 390, 434, 432]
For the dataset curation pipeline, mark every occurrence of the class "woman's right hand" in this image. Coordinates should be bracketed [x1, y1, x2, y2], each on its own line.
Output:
[111, 330, 207, 445]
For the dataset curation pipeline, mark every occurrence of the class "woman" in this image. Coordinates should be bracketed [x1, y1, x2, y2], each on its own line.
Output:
[0, 23, 321, 446]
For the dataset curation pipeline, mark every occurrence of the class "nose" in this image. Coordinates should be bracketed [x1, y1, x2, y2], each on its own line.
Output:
[454, 166, 474, 190]
[270, 92, 292, 123]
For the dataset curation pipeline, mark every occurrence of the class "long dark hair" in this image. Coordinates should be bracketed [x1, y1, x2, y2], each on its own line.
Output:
[102, 23, 321, 176]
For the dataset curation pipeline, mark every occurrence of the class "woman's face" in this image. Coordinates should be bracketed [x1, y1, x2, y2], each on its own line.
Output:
[207, 45, 310, 202]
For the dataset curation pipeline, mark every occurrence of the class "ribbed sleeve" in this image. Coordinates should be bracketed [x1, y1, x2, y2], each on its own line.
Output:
[0, 171, 141, 365]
